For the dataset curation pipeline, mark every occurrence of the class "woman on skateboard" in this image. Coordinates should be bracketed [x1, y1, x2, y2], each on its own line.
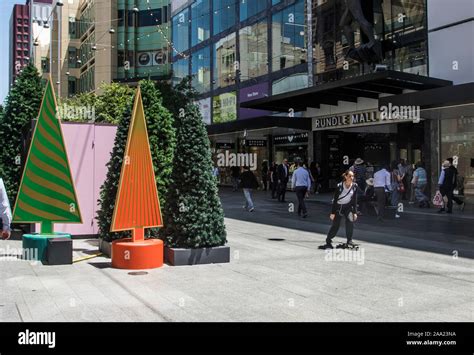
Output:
[320, 170, 358, 249]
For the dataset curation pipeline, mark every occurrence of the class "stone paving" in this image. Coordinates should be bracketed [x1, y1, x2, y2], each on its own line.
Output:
[0, 205, 472, 322]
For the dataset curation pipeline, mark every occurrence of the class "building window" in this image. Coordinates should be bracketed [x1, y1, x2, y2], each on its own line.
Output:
[192, 46, 211, 93]
[68, 77, 77, 97]
[138, 9, 162, 27]
[172, 56, 190, 86]
[17, 26, 22, 33]
[172, 9, 189, 54]
[17, 19, 22, 25]
[69, 17, 77, 38]
[118, 9, 124, 26]
[271, 0, 307, 72]
[23, 27, 28, 33]
[191, 0, 210, 46]
[240, 0, 266, 21]
[239, 20, 268, 81]
[23, 35, 28, 40]
[68, 47, 77, 68]
[213, 91, 237, 124]
[23, 51, 28, 56]
[41, 57, 49, 73]
[213, 0, 236, 35]
[17, 34, 21, 40]
[272, 74, 308, 95]
[214, 32, 236, 89]
[23, 19, 28, 25]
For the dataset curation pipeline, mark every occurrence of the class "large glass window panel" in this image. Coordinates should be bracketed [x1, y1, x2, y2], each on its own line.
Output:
[239, 21, 268, 81]
[271, 0, 307, 72]
[192, 46, 211, 93]
[214, 33, 236, 89]
[172, 57, 189, 86]
[240, 0, 266, 21]
[213, 92, 237, 124]
[191, 0, 210, 46]
[172, 9, 189, 54]
[213, 0, 237, 35]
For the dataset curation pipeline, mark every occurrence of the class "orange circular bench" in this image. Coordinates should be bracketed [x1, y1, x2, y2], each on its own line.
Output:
[111, 238, 163, 270]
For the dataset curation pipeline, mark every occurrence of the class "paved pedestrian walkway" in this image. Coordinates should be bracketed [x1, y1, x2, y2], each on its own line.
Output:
[0, 192, 472, 322]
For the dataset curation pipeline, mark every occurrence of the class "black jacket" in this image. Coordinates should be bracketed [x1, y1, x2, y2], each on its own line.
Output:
[442, 166, 457, 190]
[277, 164, 289, 183]
[240, 170, 259, 189]
[331, 182, 358, 214]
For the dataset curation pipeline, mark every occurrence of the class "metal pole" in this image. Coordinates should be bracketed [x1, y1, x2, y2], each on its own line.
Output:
[307, 0, 313, 87]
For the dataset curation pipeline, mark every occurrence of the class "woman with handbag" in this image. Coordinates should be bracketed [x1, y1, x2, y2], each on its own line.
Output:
[320, 170, 358, 249]
[390, 161, 403, 219]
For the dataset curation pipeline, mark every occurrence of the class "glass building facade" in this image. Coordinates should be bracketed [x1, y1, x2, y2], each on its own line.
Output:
[172, 0, 427, 125]
[116, 0, 171, 81]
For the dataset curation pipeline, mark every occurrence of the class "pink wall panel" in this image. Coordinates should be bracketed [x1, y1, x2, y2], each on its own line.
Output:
[35, 123, 117, 236]
[92, 124, 118, 235]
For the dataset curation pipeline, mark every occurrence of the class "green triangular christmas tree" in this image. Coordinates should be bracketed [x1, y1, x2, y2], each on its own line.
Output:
[12, 78, 82, 234]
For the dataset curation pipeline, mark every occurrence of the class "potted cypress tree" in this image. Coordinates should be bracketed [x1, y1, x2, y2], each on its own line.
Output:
[163, 103, 228, 265]
[96, 80, 175, 255]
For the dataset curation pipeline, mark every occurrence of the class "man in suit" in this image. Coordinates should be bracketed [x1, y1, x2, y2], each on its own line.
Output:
[277, 159, 289, 202]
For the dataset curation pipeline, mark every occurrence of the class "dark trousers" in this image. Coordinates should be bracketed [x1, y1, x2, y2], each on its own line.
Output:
[440, 187, 454, 212]
[326, 204, 353, 244]
[277, 181, 287, 201]
[262, 177, 268, 191]
[374, 187, 386, 218]
[295, 186, 308, 216]
[271, 181, 278, 198]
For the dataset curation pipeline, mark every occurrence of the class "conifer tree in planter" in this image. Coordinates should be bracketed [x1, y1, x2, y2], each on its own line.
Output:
[0, 65, 43, 205]
[163, 103, 228, 266]
[96, 80, 175, 249]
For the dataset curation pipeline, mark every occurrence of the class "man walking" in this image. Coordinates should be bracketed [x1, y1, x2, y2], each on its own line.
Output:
[438, 160, 456, 214]
[292, 160, 312, 218]
[240, 166, 259, 212]
[277, 159, 289, 202]
[447, 157, 465, 210]
[373, 165, 391, 221]
[0, 178, 12, 240]
[230, 165, 240, 192]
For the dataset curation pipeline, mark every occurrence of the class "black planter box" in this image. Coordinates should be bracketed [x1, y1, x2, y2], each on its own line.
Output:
[165, 246, 230, 266]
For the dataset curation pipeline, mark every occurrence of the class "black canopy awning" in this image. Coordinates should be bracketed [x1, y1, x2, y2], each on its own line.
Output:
[378, 82, 474, 120]
[207, 115, 311, 135]
[240, 70, 452, 112]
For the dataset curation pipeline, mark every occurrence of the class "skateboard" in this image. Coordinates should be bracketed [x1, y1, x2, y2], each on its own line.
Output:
[336, 243, 360, 250]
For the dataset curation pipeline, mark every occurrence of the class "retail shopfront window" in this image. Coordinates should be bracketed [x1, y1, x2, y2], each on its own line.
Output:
[441, 118, 474, 200]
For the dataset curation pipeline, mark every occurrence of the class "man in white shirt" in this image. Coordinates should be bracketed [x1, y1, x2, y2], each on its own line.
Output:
[373, 165, 391, 221]
[0, 178, 12, 240]
[291, 160, 312, 218]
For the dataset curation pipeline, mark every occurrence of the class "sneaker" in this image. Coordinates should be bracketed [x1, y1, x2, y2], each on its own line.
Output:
[318, 243, 333, 250]
[437, 208, 445, 213]
[302, 214, 308, 218]
[346, 240, 356, 247]
[460, 202, 466, 212]
[249, 208, 255, 212]
[395, 214, 401, 218]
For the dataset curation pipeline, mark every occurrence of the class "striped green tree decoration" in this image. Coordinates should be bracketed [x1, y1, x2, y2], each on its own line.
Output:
[12, 79, 82, 234]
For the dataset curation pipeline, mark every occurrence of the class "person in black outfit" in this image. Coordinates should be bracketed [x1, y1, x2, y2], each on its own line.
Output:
[230, 166, 241, 192]
[438, 160, 456, 214]
[269, 162, 278, 198]
[320, 170, 358, 249]
[240, 166, 259, 212]
[447, 157, 465, 209]
[261, 161, 269, 191]
[277, 159, 289, 202]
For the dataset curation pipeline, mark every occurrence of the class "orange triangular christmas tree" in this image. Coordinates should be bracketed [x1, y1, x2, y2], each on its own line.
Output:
[12, 78, 82, 234]
[110, 87, 163, 241]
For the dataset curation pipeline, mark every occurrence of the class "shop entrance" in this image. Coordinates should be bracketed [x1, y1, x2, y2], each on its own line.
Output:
[319, 121, 425, 190]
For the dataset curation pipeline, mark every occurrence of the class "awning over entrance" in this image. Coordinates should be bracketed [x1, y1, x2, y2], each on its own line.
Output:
[206, 115, 311, 135]
[378, 82, 474, 120]
[240, 71, 452, 112]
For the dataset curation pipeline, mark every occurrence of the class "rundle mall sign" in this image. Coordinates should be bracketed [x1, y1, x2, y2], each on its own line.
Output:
[312, 109, 414, 131]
